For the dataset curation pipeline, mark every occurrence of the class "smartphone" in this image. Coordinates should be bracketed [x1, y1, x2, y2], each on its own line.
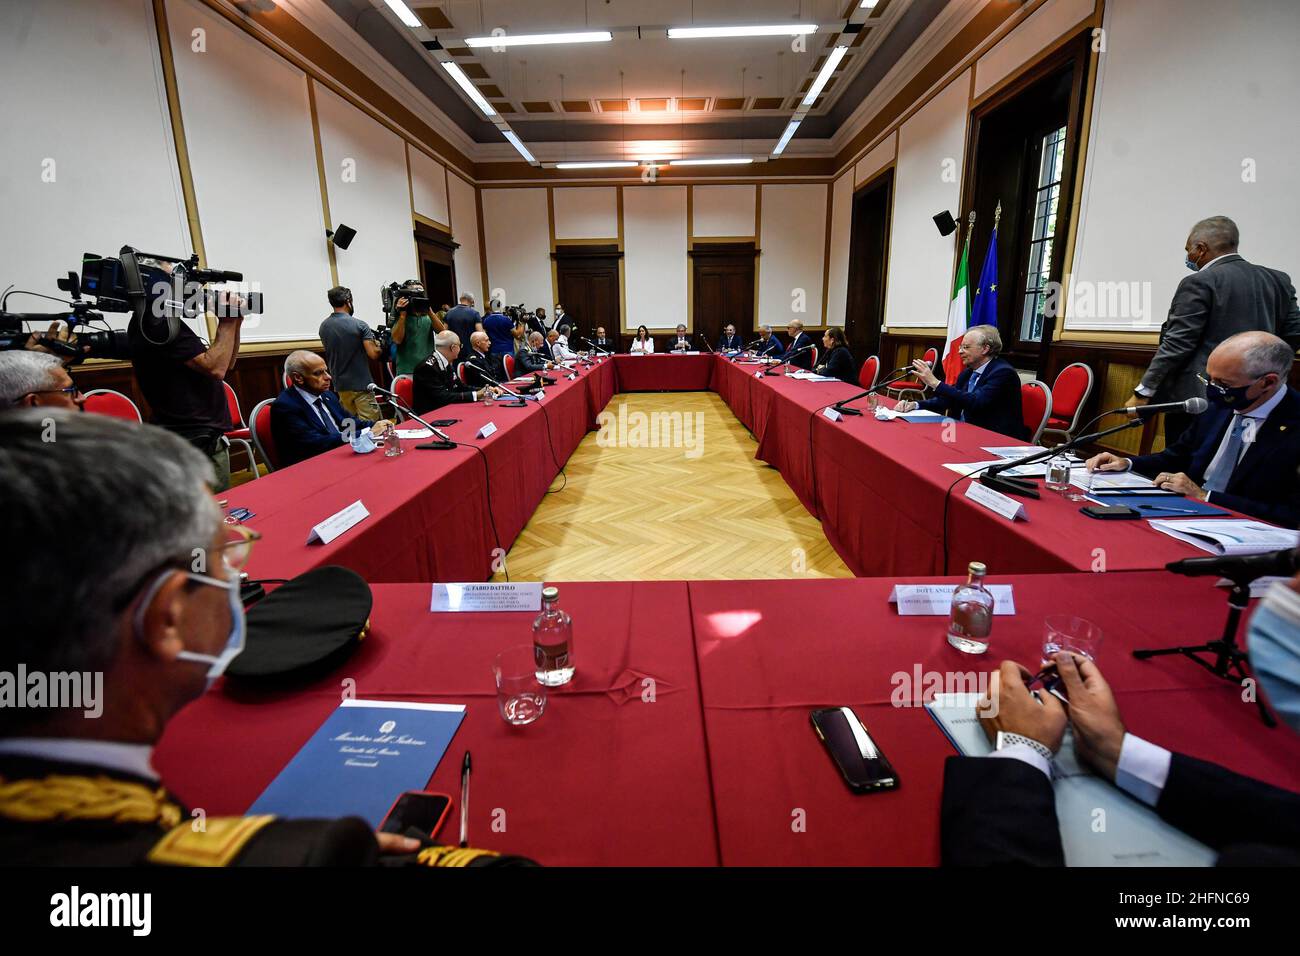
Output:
[379, 791, 452, 838]
[810, 707, 899, 794]
[429, 419, 459, 427]
[1079, 504, 1140, 520]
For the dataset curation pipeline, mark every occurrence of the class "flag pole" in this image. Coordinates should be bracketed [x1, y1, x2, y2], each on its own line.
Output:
[993, 200, 1002, 230]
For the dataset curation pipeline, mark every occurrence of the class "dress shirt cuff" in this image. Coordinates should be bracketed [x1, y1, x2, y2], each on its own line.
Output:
[1114, 733, 1172, 807]
[1134, 384, 1155, 398]
[988, 745, 1052, 781]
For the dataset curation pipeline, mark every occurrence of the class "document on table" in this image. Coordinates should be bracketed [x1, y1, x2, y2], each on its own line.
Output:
[392, 427, 433, 439]
[926, 694, 1215, 867]
[1071, 470, 1156, 491]
[874, 407, 947, 422]
[982, 446, 1050, 459]
[1148, 519, 1299, 556]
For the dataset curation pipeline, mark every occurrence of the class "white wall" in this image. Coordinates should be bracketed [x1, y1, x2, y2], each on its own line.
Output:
[854, 131, 897, 187]
[692, 185, 756, 238]
[0, 0, 193, 329]
[481, 187, 551, 307]
[447, 173, 483, 308]
[1069, 0, 1300, 332]
[314, 82, 418, 321]
[974, 0, 1094, 99]
[409, 147, 450, 227]
[758, 184, 828, 330]
[624, 186, 687, 330]
[553, 187, 618, 240]
[168, 0, 331, 342]
[825, 172, 855, 327]
[884, 70, 970, 329]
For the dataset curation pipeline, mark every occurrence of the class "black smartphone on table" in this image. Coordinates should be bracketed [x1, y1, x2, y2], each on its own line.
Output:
[810, 707, 899, 794]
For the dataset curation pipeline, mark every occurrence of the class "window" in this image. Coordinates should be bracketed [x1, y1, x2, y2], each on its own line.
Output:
[1018, 125, 1066, 343]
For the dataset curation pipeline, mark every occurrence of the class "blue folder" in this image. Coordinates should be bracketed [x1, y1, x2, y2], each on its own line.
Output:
[1086, 493, 1231, 518]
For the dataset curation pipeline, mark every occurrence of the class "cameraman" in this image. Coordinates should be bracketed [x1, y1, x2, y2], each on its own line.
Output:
[128, 286, 244, 493]
[390, 280, 446, 376]
[319, 286, 382, 423]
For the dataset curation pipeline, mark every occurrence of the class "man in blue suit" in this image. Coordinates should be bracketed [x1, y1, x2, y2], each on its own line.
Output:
[270, 350, 389, 467]
[754, 325, 783, 358]
[782, 320, 816, 370]
[717, 324, 744, 351]
[898, 325, 1027, 440]
[1088, 331, 1300, 527]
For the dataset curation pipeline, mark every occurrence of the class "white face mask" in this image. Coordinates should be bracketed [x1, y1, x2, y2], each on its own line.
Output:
[134, 569, 247, 688]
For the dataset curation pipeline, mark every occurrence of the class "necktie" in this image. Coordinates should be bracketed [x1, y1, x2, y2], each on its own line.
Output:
[961, 370, 980, 421]
[1204, 415, 1248, 493]
[315, 397, 338, 434]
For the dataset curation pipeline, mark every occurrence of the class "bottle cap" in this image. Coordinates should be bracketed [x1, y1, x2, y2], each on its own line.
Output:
[541, 585, 559, 602]
[967, 562, 987, 576]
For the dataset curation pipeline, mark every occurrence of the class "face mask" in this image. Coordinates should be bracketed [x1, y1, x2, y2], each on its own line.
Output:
[1248, 581, 1300, 734]
[1184, 257, 1199, 272]
[1205, 378, 1260, 412]
[135, 569, 247, 689]
[350, 427, 378, 454]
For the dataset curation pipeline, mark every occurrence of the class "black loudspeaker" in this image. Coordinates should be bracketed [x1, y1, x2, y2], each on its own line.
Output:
[932, 211, 957, 236]
[327, 224, 357, 250]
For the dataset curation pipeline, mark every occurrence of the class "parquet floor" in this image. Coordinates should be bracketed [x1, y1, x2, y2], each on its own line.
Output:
[492, 391, 851, 581]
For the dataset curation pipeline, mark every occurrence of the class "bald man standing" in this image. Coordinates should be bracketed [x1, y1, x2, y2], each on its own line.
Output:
[1092, 331, 1300, 527]
[1132, 216, 1300, 444]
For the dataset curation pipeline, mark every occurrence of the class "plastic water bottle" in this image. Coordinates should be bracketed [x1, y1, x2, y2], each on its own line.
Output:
[532, 586, 574, 686]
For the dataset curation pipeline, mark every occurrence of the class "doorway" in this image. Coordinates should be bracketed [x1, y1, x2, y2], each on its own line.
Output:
[413, 222, 458, 315]
[690, 241, 756, 349]
[553, 244, 621, 342]
[844, 170, 893, 363]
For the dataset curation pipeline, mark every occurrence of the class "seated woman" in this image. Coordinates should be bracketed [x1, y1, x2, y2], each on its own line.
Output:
[630, 325, 655, 354]
[816, 327, 857, 385]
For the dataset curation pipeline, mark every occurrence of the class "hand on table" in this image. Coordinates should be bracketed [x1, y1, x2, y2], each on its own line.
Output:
[1086, 452, 1131, 473]
[977, 660, 1067, 754]
[894, 400, 918, 413]
[1053, 652, 1126, 782]
[1152, 471, 1206, 499]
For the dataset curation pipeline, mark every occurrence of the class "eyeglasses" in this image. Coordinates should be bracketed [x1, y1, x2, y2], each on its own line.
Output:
[1196, 371, 1258, 398]
[216, 522, 261, 570]
[33, 385, 82, 398]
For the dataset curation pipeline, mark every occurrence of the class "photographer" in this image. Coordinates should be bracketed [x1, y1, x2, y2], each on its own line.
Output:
[128, 284, 245, 493]
[319, 286, 382, 424]
[390, 280, 446, 376]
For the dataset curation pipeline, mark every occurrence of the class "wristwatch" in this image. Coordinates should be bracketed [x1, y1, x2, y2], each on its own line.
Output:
[995, 731, 1053, 762]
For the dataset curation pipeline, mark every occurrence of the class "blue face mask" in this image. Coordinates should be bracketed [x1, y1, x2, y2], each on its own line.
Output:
[1184, 258, 1199, 271]
[135, 569, 247, 689]
[1248, 581, 1300, 734]
[350, 427, 378, 454]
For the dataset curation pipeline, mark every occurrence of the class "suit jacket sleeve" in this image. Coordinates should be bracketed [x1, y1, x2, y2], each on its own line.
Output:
[1155, 752, 1300, 853]
[1127, 414, 1204, 477]
[1208, 485, 1300, 528]
[926, 363, 1019, 418]
[412, 362, 474, 414]
[271, 397, 345, 463]
[940, 756, 1065, 866]
[1140, 275, 1214, 395]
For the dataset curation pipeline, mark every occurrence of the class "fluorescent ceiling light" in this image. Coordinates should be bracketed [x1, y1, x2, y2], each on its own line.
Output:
[502, 130, 537, 164]
[465, 31, 613, 48]
[382, 0, 422, 29]
[860, 1, 879, 8]
[667, 24, 818, 39]
[440, 61, 495, 117]
[772, 119, 801, 156]
[802, 45, 847, 107]
[669, 157, 754, 166]
[555, 161, 638, 169]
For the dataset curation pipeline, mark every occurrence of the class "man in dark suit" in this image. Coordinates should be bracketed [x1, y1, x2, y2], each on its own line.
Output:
[1132, 216, 1300, 444]
[941, 643, 1300, 866]
[515, 331, 555, 374]
[898, 325, 1027, 440]
[270, 350, 388, 467]
[781, 321, 817, 370]
[1089, 331, 1300, 527]
[669, 324, 692, 352]
[527, 307, 551, 338]
[590, 326, 615, 354]
[717, 324, 744, 351]
[755, 325, 783, 358]
[461, 331, 507, 389]
[443, 292, 482, 353]
[413, 331, 498, 414]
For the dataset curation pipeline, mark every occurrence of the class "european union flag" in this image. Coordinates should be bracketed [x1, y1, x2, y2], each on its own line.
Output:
[970, 226, 999, 330]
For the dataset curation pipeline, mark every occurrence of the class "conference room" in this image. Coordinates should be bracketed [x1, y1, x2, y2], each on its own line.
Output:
[3, 0, 1300, 918]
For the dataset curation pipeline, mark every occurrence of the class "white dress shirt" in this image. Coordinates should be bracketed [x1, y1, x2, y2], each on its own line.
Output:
[0, 737, 160, 782]
[295, 385, 339, 431]
[989, 732, 1172, 807]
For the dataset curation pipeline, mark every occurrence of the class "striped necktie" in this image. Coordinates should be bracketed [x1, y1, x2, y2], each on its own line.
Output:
[1203, 415, 1248, 493]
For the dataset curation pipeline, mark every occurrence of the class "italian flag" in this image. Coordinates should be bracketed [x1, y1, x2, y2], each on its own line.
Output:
[941, 232, 972, 386]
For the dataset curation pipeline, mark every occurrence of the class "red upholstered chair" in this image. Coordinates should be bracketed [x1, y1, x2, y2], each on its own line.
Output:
[503, 353, 516, 379]
[248, 398, 281, 473]
[221, 381, 258, 478]
[391, 374, 414, 422]
[1021, 380, 1052, 445]
[1041, 361, 1095, 444]
[456, 363, 469, 385]
[808, 346, 818, 370]
[82, 389, 142, 423]
[858, 354, 880, 390]
[889, 346, 939, 401]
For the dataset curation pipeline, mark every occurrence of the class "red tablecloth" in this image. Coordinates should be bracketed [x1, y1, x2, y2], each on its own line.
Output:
[688, 572, 1300, 865]
[154, 580, 718, 866]
[612, 353, 715, 391]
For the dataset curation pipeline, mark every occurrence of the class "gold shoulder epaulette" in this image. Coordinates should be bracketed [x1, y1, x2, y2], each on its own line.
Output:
[416, 844, 502, 867]
[0, 774, 182, 829]
[146, 815, 277, 867]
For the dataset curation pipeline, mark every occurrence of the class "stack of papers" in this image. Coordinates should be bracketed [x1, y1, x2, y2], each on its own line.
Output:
[1149, 519, 1299, 555]
[1071, 470, 1155, 492]
[874, 407, 946, 422]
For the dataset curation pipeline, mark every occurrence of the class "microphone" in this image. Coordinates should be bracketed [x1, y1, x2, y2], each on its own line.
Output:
[698, 333, 715, 353]
[1118, 397, 1209, 419]
[460, 361, 531, 404]
[759, 343, 814, 377]
[365, 383, 455, 449]
[1166, 547, 1299, 585]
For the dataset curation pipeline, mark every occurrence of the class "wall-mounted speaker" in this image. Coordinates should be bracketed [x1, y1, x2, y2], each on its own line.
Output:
[326, 224, 357, 250]
[932, 211, 957, 236]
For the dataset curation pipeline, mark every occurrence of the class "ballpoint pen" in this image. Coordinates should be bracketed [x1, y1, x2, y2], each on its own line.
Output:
[459, 751, 471, 848]
[1135, 504, 1202, 514]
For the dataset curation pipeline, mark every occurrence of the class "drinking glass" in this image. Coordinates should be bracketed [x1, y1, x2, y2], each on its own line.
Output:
[493, 645, 546, 725]
[1043, 615, 1103, 663]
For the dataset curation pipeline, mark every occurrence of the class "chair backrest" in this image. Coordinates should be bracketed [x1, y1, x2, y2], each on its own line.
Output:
[392, 374, 414, 420]
[248, 398, 280, 472]
[503, 353, 516, 379]
[82, 389, 142, 423]
[1021, 380, 1052, 445]
[922, 346, 939, 369]
[1049, 362, 1094, 430]
[456, 362, 469, 385]
[809, 346, 818, 368]
[858, 354, 879, 390]
[222, 381, 246, 429]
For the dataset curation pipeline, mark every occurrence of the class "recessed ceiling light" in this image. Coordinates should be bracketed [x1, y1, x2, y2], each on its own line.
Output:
[669, 157, 755, 166]
[772, 119, 801, 156]
[440, 61, 496, 117]
[382, 0, 422, 29]
[502, 130, 537, 164]
[554, 161, 639, 169]
[667, 24, 818, 40]
[803, 45, 848, 107]
[465, 31, 614, 48]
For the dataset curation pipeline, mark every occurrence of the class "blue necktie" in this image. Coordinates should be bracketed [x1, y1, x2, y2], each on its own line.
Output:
[314, 397, 339, 434]
[960, 370, 980, 421]
[1203, 415, 1248, 493]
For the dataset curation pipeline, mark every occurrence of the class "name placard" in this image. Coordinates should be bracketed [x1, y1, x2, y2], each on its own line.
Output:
[430, 582, 543, 613]
[964, 481, 1027, 521]
[889, 583, 1016, 616]
[823, 407, 843, 422]
[476, 422, 498, 439]
[307, 500, 369, 545]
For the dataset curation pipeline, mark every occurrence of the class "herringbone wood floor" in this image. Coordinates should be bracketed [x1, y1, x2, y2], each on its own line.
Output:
[492, 392, 851, 581]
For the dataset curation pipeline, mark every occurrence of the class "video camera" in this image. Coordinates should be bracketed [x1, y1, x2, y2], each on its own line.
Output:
[1, 247, 261, 362]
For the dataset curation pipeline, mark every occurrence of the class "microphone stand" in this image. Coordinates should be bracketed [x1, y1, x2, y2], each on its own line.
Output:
[698, 333, 715, 354]
[979, 416, 1144, 499]
[466, 361, 531, 406]
[829, 369, 913, 416]
[367, 385, 456, 451]
[758, 345, 814, 378]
